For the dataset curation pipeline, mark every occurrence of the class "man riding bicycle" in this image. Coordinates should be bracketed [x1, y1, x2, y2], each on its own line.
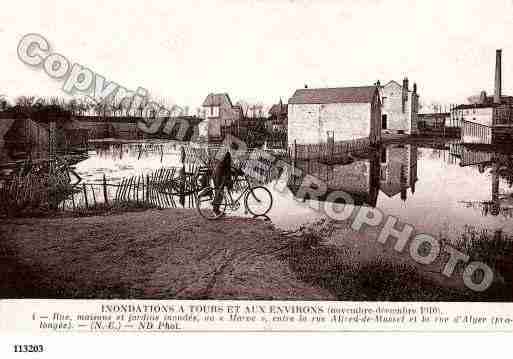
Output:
[197, 151, 244, 215]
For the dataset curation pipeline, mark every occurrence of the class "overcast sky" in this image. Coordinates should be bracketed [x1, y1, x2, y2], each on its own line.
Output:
[2, 0, 513, 110]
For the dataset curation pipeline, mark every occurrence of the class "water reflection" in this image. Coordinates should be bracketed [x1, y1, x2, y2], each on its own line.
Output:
[379, 144, 418, 201]
[287, 144, 418, 207]
[288, 152, 381, 207]
[457, 147, 513, 218]
[2, 139, 513, 237]
[279, 141, 513, 237]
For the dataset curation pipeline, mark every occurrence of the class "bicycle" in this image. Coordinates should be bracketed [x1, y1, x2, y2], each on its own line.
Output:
[194, 166, 273, 220]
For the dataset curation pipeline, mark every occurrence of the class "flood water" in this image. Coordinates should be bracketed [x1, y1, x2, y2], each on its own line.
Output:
[2, 138, 513, 241]
[71, 139, 513, 238]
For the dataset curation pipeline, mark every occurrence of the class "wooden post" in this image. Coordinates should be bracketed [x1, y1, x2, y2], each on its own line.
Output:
[71, 191, 76, 210]
[293, 139, 297, 167]
[146, 174, 150, 203]
[114, 179, 120, 201]
[91, 184, 97, 206]
[103, 174, 109, 205]
[121, 178, 128, 201]
[127, 176, 133, 201]
[82, 183, 89, 208]
[136, 176, 141, 203]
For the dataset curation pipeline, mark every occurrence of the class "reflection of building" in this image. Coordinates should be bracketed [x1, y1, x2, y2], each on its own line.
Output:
[287, 85, 382, 146]
[379, 144, 418, 201]
[380, 79, 419, 134]
[459, 146, 493, 167]
[287, 154, 380, 207]
[459, 147, 513, 217]
[489, 157, 513, 216]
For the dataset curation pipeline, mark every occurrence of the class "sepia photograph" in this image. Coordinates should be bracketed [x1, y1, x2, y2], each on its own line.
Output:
[1, 0, 513, 322]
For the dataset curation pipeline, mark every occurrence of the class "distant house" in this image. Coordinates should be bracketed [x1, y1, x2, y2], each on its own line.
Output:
[380, 78, 419, 134]
[451, 92, 513, 144]
[202, 93, 243, 142]
[417, 112, 450, 130]
[287, 85, 382, 147]
[453, 50, 513, 144]
[268, 100, 288, 133]
[451, 91, 513, 127]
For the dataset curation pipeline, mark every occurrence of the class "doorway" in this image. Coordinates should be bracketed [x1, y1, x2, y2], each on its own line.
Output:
[382, 114, 388, 130]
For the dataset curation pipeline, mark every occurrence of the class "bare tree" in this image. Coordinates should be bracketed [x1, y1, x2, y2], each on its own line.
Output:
[14, 95, 38, 115]
[0, 95, 10, 110]
[235, 100, 249, 117]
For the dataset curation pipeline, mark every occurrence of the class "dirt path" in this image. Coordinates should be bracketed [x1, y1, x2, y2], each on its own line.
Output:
[0, 209, 334, 300]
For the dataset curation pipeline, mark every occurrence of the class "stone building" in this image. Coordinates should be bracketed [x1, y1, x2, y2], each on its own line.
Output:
[201, 93, 243, 142]
[287, 85, 382, 146]
[380, 78, 419, 134]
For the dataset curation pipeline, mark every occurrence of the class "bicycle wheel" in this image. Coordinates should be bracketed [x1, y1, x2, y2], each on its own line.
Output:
[195, 186, 228, 220]
[194, 168, 211, 192]
[245, 186, 273, 216]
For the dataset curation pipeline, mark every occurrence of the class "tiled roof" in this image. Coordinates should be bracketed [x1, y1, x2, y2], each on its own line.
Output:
[202, 93, 233, 107]
[288, 86, 378, 105]
[268, 103, 288, 116]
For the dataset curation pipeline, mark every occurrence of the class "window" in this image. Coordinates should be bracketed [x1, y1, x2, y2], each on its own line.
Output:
[380, 148, 387, 163]
[207, 106, 220, 117]
[380, 167, 387, 181]
[382, 114, 387, 129]
[326, 131, 334, 143]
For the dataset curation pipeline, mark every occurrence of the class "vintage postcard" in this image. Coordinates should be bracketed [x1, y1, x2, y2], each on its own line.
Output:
[1, 0, 513, 346]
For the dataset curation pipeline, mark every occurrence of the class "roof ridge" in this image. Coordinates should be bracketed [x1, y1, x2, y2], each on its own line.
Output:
[296, 85, 377, 91]
[289, 86, 378, 104]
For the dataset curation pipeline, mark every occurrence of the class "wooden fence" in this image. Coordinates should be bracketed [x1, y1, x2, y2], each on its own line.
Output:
[62, 163, 201, 211]
[288, 138, 371, 162]
[0, 162, 203, 215]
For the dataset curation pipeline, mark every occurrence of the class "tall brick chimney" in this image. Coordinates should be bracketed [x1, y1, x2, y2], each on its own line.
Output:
[402, 77, 409, 113]
[494, 49, 502, 104]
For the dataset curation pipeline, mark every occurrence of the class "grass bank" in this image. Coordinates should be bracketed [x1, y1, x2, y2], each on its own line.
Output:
[1, 210, 511, 301]
[283, 219, 513, 301]
[0, 208, 333, 300]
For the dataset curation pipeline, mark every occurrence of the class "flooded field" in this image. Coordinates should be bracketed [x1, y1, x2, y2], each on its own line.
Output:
[2, 138, 513, 240]
[39, 139, 512, 242]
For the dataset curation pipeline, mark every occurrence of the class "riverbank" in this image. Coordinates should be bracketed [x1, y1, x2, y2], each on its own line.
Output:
[0, 209, 510, 300]
[0, 208, 333, 300]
